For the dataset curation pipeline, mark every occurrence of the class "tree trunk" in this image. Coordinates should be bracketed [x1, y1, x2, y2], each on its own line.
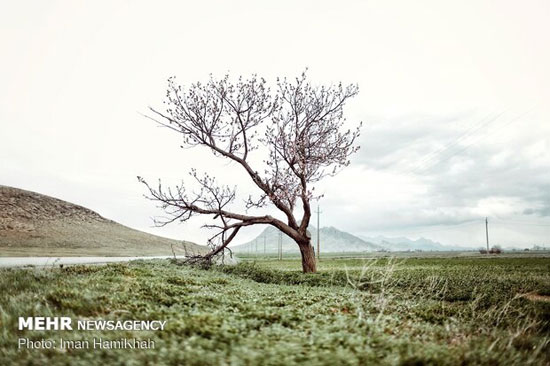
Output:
[298, 240, 317, 273]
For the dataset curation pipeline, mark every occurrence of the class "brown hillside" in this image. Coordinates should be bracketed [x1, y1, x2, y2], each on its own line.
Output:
[0, 185, 206, 256]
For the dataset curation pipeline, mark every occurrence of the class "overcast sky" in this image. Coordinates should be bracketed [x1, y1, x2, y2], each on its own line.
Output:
[1, 0, 549, 248]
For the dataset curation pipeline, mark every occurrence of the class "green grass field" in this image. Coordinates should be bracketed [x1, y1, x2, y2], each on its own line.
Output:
[1, 256, 549, 365]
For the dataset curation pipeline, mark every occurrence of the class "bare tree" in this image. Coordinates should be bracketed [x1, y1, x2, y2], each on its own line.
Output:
[139, 71, 360, 273]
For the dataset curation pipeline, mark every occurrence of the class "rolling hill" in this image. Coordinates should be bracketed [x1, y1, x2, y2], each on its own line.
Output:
[0, 185, 206, 256]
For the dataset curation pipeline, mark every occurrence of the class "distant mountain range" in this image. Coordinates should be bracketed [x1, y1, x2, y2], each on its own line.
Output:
[231, 225, 382, 254]
[358, 235, 474, 251]
[231, 225, 474, 254]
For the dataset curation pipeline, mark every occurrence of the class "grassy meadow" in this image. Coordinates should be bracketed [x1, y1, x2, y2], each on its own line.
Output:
[1, 255, 549, 365]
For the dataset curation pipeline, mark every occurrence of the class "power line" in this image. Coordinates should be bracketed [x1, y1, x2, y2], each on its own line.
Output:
[402, 111, 506, 176]
[485, 217, 489, 252]
[278, 231, 283, 261]
[492, 219, 550, 227]
[387, 219, 482, 236]
[382, 217, 550, 238]
[419, 110, 530, 173]
[316, 205, 322, 261]
[399, 107, 537, 178]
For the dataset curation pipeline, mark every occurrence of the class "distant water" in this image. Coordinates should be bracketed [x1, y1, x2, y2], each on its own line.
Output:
[0, 256, 185, 268]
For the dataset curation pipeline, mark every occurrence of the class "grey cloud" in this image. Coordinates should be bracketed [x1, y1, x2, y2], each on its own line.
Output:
[354, 111, 479, 171]
[345, 110, 550, 235]
[524, 207, 550, 217]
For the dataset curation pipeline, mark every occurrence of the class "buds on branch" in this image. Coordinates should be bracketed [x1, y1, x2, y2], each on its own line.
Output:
[140, 70, 361, 263]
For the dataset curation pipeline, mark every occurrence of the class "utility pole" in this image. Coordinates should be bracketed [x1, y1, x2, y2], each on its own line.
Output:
[316, 206, 321, 261]
[263, 233, 266, 256]
[278, 231, 283, 261]
[485, 217, 489, 252]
